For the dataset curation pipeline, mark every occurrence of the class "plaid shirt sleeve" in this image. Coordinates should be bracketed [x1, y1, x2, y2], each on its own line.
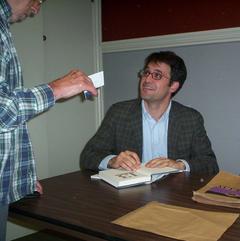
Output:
[0, 84, 55, 133]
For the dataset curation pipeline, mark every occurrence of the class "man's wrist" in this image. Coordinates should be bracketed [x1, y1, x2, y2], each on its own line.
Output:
[176, 159, 191, 172]
[176, 159, 186, 170]
[48, 81, 61, 100]
[107, 158, 114, 168]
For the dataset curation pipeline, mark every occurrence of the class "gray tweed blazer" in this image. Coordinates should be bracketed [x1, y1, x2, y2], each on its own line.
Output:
[80, 99, 219, 174]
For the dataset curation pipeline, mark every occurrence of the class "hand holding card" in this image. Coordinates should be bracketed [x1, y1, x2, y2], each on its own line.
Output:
[84, 71, 104, 99]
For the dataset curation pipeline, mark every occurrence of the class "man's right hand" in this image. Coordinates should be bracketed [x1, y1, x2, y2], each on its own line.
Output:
[48, 69, 98, 101]
[108, 151, 141, 171]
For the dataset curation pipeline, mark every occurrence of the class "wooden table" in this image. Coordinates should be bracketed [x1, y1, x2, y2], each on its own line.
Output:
[9, 171, 240, 241]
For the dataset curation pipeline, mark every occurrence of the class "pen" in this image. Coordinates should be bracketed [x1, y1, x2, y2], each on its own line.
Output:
[83, 90, 92, 100]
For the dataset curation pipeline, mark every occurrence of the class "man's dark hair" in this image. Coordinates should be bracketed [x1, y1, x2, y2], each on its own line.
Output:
[143, 51, 187, 96]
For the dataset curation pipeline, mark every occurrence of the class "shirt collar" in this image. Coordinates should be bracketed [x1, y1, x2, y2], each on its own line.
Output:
[0, 0, 12, 25]
[142, 100, 172, 122]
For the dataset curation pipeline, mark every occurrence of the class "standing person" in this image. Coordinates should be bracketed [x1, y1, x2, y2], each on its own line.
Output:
[0, 0, 97, 240]
[80, 51, 219, 175]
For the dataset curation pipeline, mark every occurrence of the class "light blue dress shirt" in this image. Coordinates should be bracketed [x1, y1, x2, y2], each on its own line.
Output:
[142, 101, 170, 163]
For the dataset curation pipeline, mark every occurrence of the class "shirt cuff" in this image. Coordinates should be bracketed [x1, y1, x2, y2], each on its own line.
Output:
[98, 155, 116, 170]
[31, 84, 55, 112]
[176, 159, 190, 172]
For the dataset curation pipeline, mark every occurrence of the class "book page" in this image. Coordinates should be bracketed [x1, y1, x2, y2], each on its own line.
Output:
[138, 165, 180, 176]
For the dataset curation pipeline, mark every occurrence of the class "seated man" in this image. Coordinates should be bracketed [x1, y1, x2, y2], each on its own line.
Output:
[80, 51, 219, 175]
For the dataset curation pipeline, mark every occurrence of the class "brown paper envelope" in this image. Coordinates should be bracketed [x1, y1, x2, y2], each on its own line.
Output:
[195, 171, 240, 203]
[192, 194, 240, 208]
[113, 201, 239, 241]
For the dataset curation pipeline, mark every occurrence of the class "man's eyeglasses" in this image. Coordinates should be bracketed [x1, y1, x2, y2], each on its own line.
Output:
[138, 69, 170, 80]
[32, 0, 44, 6]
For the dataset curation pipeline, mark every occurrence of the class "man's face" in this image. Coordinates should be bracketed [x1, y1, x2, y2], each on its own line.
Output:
[9, 0, 42, 23]
[140, 62, 178, 104]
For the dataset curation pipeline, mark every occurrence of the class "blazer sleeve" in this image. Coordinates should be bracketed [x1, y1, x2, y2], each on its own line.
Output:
[80, 104, 117, 171]
[173, 109, 219, 175]
[80, 100, 142, 171]
[188, 112, 219, 175]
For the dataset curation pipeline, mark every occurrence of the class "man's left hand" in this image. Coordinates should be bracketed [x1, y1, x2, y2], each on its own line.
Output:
[145, 157, 185, 170]
[36, 180, 43, 194]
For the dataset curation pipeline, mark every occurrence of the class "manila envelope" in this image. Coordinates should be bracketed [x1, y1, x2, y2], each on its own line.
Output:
[113, 201, 239, 241]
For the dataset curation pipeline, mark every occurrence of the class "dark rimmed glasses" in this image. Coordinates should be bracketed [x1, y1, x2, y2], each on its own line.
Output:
[138, 69, 170, 80]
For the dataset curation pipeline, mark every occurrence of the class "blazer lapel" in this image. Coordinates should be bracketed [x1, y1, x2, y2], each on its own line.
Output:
[168, 101, 179, 158]
[128, 100, 143, 159]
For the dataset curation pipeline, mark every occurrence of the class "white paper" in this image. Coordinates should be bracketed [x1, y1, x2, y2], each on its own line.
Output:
[90, 174, 101, 180]
[88, 71, 104, 89]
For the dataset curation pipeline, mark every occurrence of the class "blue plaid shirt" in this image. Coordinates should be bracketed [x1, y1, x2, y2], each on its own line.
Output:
[0, 0, 55, 204]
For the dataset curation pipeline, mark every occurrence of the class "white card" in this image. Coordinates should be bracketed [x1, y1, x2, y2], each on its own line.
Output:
[88, 71, 104, 89]
[90, 174, 101, 180]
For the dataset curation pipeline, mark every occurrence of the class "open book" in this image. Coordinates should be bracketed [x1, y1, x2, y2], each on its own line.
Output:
[97, 166, 181, 188]
[192, 171, 240, 209]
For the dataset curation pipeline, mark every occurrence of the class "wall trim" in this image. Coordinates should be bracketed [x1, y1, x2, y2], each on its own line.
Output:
[102, 27, 240, 53]
[92, 0, 104, 127]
